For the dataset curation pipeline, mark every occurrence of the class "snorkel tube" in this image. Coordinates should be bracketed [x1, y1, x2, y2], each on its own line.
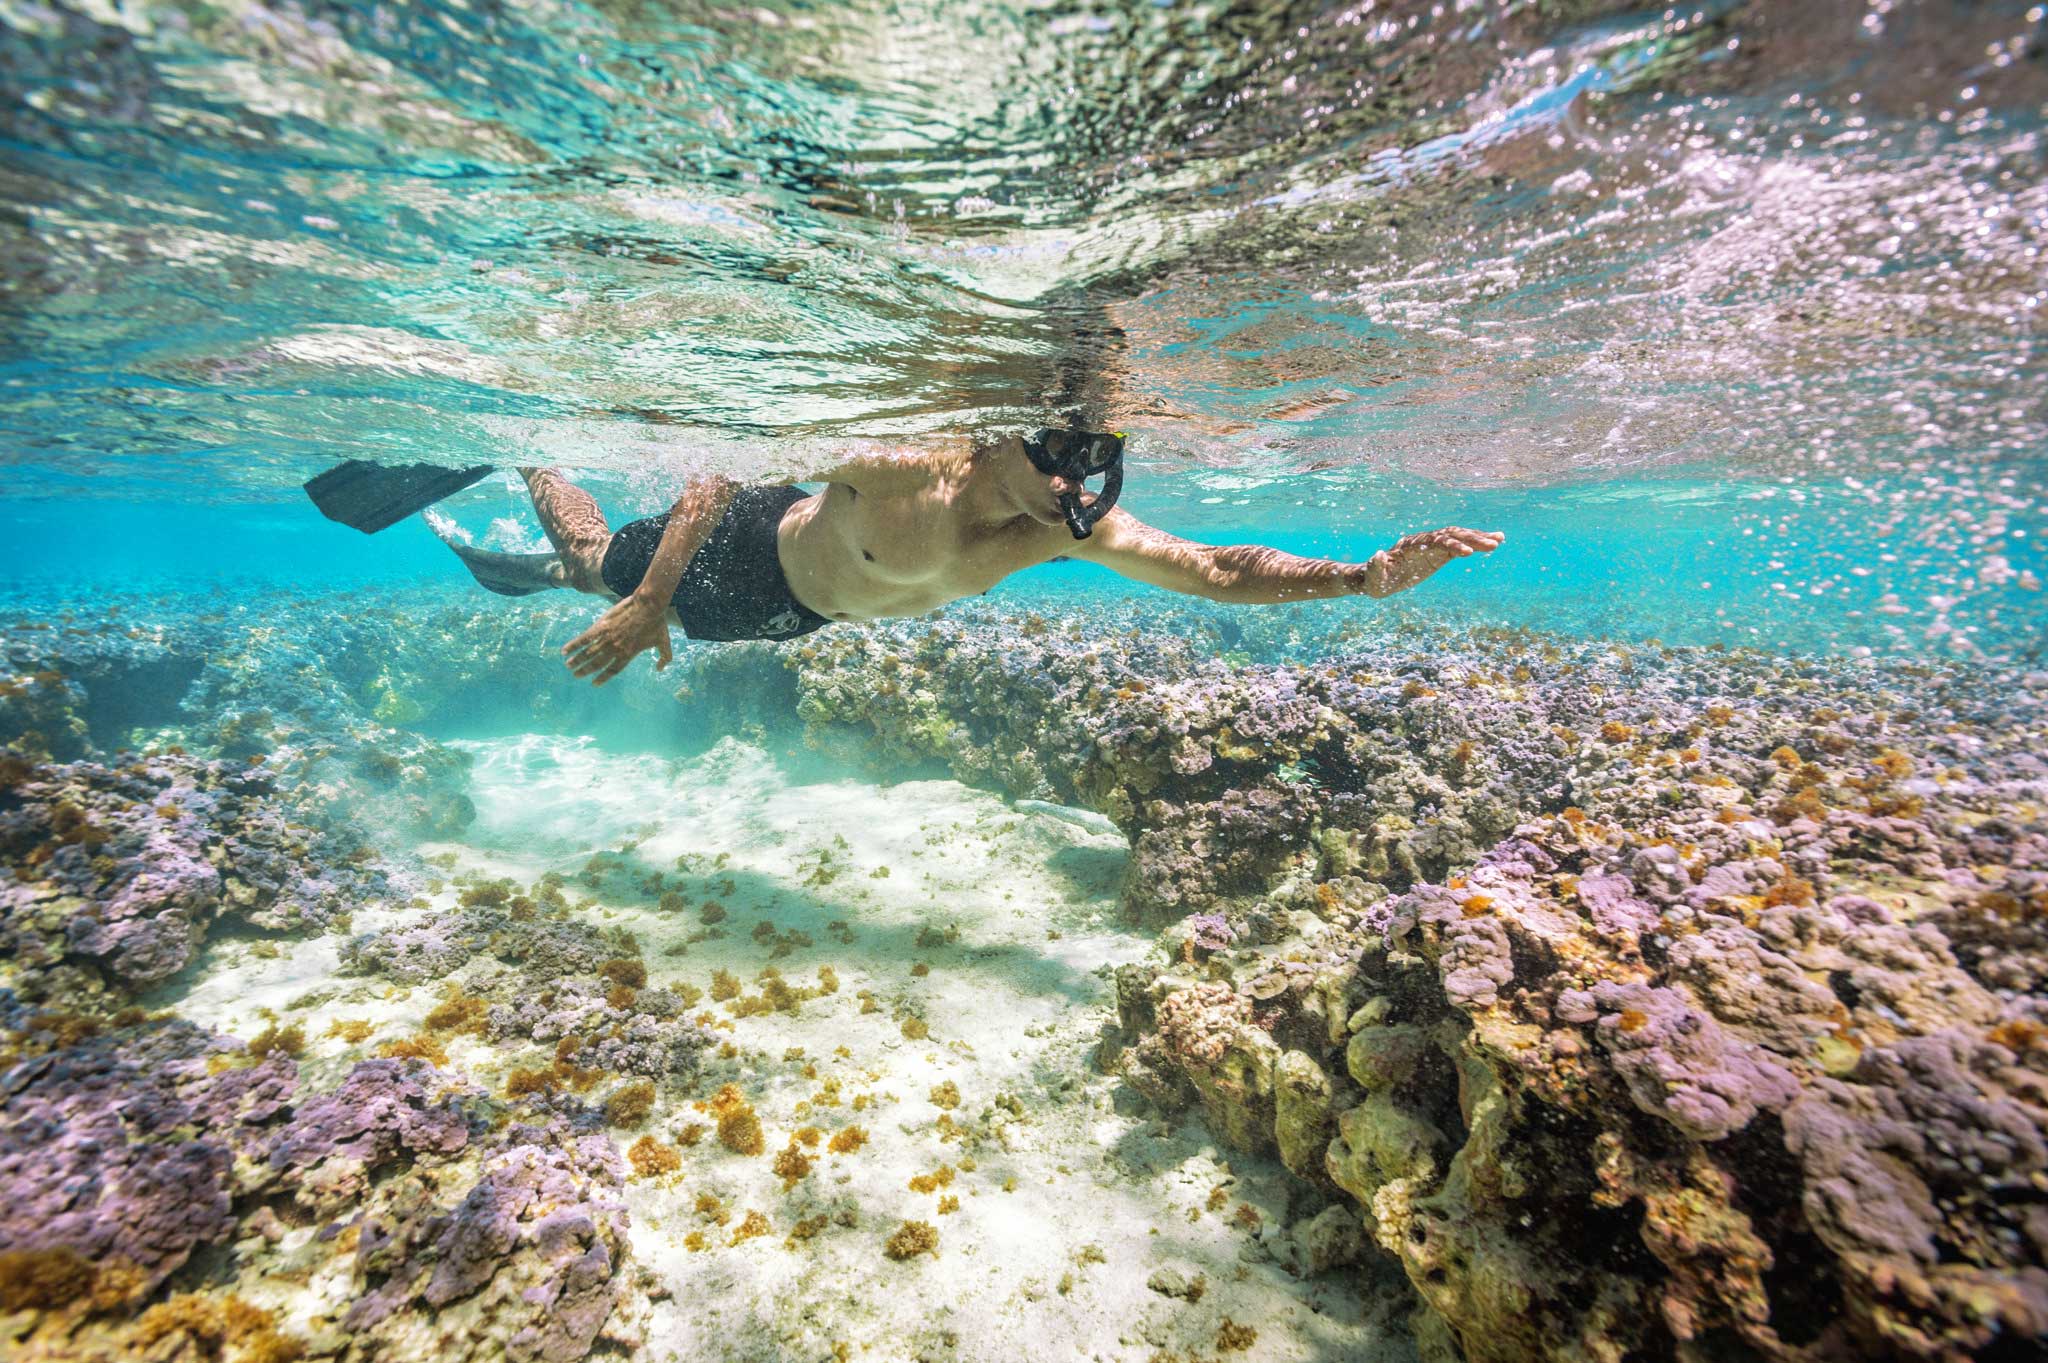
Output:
[1022, 428, 1126, 539]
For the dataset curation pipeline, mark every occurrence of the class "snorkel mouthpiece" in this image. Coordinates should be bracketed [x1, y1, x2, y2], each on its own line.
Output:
[1022, 428, 1126, 539]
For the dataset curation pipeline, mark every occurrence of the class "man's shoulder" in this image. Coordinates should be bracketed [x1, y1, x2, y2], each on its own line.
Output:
[819, 444, 956, 495]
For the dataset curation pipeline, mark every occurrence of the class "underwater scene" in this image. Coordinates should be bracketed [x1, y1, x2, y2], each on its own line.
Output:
[2, 2, 2046, 1362]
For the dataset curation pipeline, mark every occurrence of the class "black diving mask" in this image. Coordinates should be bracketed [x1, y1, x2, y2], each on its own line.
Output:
[1022, 427, 1125, 539]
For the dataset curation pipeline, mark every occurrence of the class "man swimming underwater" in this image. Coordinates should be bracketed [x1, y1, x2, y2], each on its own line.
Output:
[305, 430, 1503, 686]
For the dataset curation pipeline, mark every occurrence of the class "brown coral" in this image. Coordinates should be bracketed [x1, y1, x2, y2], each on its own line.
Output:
[709, 1083, 765, 1156]
[627, 1135, 680, 1179]
[604, 1079, 656, 1127]
[883, 1221, 939, 1261]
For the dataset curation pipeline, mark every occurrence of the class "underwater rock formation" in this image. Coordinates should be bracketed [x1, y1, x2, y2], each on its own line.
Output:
[484, 976, 710, 1083]
[0, 1007, 644, 1362]
[0, 1010, 293, 1299]
[262, 1058, 477, 1215]
[4, 593, 2044, 1361]
[1089, 641, 2048, 1362]
[703, 612, 1558, 926]
[343, 899, 627, 985]
[342, 1115, 645, 1363]
[0, 604, 489, 840]
[338, 875, 711, 1087]
[0, 665, 90, 763]
[682, 610, 2048, 1362]
[0, 749, 384, 1009]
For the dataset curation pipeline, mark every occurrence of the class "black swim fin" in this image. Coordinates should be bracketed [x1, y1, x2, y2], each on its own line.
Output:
[304, 460, 496, 534]
[443, 541, 566, 598]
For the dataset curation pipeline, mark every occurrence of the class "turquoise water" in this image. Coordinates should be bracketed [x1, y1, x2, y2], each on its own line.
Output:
[3, 6, 2048, 1363]
[3, 0, 2043, 657]
[12, 476, 2046, 655]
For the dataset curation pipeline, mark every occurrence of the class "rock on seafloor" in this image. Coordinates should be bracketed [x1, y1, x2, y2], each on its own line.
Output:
[0, 1005, 648, 1362]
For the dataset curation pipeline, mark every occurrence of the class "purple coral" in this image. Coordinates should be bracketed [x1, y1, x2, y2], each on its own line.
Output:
[0, 750, 377, 1002]
[1589, 980, 1801, 1141]
[346, 1118, 636, 1363]
[263, 1058, 475, 1213]
[0, 1016, 293, 1291]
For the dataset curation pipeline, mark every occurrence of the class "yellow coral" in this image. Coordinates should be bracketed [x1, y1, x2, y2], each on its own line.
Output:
[604, 1080, 656, 1127]
[773, 1143, 814, 1188]
[0, 1247, 95, 1312]
[908, 1165, 956, 1194]
[422, 992, 488, 1036]
[599, 957, 647, 989]
[627, 1136, 680, 1179]
[246, 1022, 306, 1058]
[711, 1083, 765, 1156]
[376, 1034, 448, 1067]
[883, 1221, 939, 1261]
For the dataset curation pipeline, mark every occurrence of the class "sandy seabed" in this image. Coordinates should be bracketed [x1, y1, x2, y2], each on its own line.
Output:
[151, 734, 1403, 1363]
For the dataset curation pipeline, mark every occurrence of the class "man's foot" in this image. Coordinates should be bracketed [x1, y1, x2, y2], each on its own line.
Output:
[425, 511, 569, 597]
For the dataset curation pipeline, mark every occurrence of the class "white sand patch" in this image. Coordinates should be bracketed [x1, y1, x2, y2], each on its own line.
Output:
[147, 885, 425, 1085]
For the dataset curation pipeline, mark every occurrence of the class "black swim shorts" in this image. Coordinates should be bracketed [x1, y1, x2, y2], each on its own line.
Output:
[600, 484, 833, 643]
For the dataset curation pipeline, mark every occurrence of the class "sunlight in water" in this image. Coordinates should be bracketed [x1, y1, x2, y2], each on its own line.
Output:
[0, 6, 2045, 1363]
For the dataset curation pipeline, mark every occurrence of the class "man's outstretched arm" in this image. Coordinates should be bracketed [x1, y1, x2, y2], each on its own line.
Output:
[1067, 510, 1504, 604]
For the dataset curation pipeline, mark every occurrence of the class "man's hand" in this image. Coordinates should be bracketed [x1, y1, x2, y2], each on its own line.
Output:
[1351, 527, 1505, 599]
[563, 593, 673, 685]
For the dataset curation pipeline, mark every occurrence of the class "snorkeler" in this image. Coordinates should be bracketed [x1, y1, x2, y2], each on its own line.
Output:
[304, 431, 1503, 685]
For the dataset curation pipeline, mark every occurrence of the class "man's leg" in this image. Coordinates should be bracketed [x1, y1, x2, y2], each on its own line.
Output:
[520, 466, 614, 596]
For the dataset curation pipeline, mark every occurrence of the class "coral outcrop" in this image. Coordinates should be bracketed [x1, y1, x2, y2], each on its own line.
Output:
[0, 1009, 293, 1299]
[0, 1006, 645, 1362]
[342, 1116, 645, 1362]
[0, 749, 384, 1009]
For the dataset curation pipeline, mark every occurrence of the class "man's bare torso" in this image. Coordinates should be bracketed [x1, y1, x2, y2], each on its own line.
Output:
[774, 456, 1065, 622]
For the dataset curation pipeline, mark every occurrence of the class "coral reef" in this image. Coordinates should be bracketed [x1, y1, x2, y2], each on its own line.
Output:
[344, 902, 632, 986]
[4, 590, 2045, 1363]
[261, 1058, 476, 1214]
[0, 1003, 644, 1362]
[343, 1115, 645, 1362]
[0, 1007, 292, 1298]
[0, 749, 383, 1008]
[1070, 630, 2048, 1363]
[685, 607, 2048, 1362]
[695, 611, 1560, 925]
[483, 975, 709, 1083]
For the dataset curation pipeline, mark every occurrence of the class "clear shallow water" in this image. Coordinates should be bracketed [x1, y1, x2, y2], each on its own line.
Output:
[3, 10, 2048, 1363]
[3, 0, 2045, 655]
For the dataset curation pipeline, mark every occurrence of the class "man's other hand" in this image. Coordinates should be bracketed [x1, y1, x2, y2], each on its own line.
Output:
[1354, 527, 1505, 598]
[564, 593, 673, 686]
